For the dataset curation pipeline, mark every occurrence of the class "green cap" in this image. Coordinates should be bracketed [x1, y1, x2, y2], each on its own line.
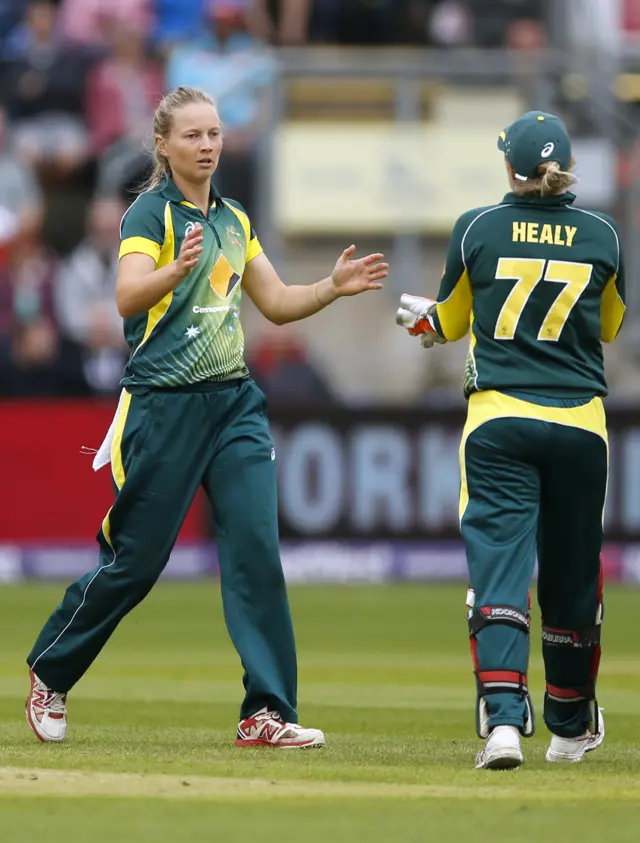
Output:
[497, 111, 572, 181]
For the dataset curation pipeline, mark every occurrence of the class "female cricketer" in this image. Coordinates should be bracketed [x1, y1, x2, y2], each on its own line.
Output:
[26, 87, 388, 748]
[397, 111, 625, 769]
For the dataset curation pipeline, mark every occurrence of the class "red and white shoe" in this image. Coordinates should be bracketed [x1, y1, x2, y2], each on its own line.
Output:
[546, 710, 605, 763]
[26, 669, 67, 743]
[236, 707, 325, 749]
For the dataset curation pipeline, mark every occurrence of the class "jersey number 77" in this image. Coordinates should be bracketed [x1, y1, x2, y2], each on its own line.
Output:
[494, 258, 592, 342]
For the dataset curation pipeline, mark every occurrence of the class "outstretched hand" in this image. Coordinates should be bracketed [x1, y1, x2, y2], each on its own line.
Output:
[330, 245, 388, 297]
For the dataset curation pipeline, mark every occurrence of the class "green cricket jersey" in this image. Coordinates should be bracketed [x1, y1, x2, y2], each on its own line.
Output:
[431, 192, 626, 399]
[118, 175, 263, 389]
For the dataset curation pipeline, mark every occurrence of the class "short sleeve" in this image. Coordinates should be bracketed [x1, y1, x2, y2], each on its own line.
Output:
[600, 217, 626, 343]
[246, 223, 263, 262]
[119, 194, 166, 265]
[431, 210, 477, 342]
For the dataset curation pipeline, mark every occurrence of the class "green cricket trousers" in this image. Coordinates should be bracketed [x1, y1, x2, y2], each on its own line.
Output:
[460, 390, 607, 740]
[27, 378, 298, 722]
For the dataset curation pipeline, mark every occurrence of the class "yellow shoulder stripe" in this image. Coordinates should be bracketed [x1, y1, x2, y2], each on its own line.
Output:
[133, 203, 175, 353]
[600, 273, 625, 343]
[435, 270, 472, 341]
[119, 237, 161, 264]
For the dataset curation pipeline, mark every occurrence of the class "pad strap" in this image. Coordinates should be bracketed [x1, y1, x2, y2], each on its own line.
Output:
[546, 681, 596, 703]
[476, 669, 529, 696]
[469, 605, 530, 637]
[541, 625, 601, 648]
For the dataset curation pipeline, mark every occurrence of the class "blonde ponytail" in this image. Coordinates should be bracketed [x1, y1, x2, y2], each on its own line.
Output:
[538, 160, 577, 196]
[141, 87, 217, 192]
[513, 160, 578, 197]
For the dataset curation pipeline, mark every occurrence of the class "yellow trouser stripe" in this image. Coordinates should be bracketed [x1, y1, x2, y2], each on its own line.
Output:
[110, 390, 133, 490]
[101, 508, 113, 546]
[458, 390, 608, 523]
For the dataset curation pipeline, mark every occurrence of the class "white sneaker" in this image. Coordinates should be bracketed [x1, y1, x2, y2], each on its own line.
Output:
[545, 709, 605, 763]
[476, 725, 523, 770]
[235, 707, 325, 749]
[25, 669, 67, 743]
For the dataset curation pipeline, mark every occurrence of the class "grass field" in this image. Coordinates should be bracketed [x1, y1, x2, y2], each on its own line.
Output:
[1, 582, 640, 841]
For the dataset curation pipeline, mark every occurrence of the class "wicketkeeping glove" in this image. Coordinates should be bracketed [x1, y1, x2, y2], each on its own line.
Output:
[395, 294, 447, 348]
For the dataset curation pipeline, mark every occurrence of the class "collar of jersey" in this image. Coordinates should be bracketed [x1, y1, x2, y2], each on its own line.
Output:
[157, 173, 222, 212]
[501, 191, 576, 207]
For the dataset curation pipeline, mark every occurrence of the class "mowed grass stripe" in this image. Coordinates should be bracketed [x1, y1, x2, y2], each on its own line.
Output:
[2, 680, 639, 714]
[6, 652, 640, 672]
[2, 767, 640, 801]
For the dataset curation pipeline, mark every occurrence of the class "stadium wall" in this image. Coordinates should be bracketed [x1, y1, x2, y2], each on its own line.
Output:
[1, 400, 639, 584]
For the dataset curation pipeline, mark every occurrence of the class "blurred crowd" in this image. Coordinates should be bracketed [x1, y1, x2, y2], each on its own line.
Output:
[0, 0, 546, 403]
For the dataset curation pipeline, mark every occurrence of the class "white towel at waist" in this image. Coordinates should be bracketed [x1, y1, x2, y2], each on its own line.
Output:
[92, 388, 126, 472]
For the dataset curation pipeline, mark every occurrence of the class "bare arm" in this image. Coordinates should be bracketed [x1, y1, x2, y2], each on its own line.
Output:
[241, 253, 337, 324]
[116, 224, 204, 318]
[242, 246, 388, 325]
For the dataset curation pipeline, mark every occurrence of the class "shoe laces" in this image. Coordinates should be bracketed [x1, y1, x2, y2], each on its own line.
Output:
[34, 682, 67, 715]
[47, 691, 67, 715]
[251, 709, 301, 737]
[255, 709, 283, 723]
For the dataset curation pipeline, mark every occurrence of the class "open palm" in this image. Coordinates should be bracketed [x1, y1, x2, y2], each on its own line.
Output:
[331, 245, 388, 297]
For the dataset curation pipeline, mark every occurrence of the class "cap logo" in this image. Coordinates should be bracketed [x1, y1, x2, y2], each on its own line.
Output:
[541, 142, 555, 158]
